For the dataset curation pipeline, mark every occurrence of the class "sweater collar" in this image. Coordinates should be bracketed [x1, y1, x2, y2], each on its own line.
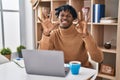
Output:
[59, 24, 78, 37]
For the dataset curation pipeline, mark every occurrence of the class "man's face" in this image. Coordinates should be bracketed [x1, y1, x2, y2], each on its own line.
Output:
[58, 10, 74, 29]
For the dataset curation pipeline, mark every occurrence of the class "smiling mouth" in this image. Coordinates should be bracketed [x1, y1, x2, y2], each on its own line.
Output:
[62, 21, 68, 24]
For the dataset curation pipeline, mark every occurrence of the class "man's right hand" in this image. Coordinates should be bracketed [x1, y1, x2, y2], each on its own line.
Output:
[38, 12, 59, 36]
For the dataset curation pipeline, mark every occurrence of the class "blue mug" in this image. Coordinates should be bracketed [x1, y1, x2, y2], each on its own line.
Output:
[69, 61, 81, 75]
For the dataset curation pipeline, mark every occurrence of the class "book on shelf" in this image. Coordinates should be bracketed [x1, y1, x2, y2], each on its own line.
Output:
[100, 17, 117, 23]
[93, 4, 105, 23]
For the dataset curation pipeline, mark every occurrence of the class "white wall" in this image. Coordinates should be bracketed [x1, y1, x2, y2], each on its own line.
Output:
[24, 0, 35, 49]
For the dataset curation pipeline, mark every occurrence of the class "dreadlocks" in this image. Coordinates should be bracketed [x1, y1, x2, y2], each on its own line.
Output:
[55, 4, 77, 20]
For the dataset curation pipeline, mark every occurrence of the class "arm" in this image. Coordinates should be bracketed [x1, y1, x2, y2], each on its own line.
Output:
[83, 33, 103, 63]
[37, 11, 52, 50]
[38, 31, 56, 50]
[75, 10, 103, 63]
[37, 11, 59, 50]
[75, 21, 103, 63]
[38, 34, 50, 50]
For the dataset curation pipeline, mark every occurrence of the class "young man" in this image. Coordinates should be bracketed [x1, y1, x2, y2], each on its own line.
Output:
[38, 5, 103, 68]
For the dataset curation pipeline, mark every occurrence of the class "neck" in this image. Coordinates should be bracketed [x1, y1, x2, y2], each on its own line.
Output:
[60, 26, 70, 29]
[60, 23, 72, 29]
[59, 24, 78, 37]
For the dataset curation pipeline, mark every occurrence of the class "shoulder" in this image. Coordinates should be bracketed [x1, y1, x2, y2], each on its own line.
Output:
[50, 28, 60, 35]
[50, 28, 60, 38]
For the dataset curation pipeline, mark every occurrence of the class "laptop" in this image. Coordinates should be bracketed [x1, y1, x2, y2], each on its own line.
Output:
[22, 49, 69, 77]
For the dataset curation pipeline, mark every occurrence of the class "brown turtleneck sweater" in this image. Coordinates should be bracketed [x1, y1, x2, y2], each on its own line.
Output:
[39, 24, 103, 68]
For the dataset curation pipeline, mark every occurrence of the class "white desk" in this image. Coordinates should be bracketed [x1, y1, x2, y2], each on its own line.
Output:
[0, 61, 96, 80]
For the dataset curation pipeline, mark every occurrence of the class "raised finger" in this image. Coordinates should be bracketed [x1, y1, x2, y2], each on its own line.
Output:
[87, 16, 90, 22]
[38, 17, 43, 22]
[81, 21, 87, 34]
[78, 11, 82, 20]
[76, 21, 83, 30]
[75, 25, 83, 33]
[49, 11, 52, 21]
[44, 12, 49, 19]
[42, 12, 46, 20]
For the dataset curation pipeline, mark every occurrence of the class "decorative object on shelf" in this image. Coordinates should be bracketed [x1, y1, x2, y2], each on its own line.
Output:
[104, 41, 112, 49]
[93, 4, 105, 23]
[17, 45, 26, 58]
[0, 48, 12, 60]
[100, 17, 118, 23]
[82, 7, 90, 22]
[100, 64, 115, 76]
[31, 0, 39, 9]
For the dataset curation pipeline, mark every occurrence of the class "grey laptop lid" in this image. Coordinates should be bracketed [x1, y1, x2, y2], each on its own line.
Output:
[22, 50, 66, 77]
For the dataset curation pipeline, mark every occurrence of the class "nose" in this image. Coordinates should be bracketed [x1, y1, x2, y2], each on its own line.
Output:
[62, 16, 67, 19]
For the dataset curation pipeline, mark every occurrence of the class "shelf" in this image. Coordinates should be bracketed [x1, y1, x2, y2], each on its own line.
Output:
[52, 0, 67, 1]
[40, 0, 67, 1]
[40, 0, 51, 2]
[98, 73, 115, 80]
[100, 46, 116, 54]
[38, 21, 92, 24]
[92, 23, 118, 26]
[87, 22, 92, 25]
[33, 0, 120, 79]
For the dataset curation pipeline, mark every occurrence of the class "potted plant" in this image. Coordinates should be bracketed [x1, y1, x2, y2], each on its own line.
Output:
[0, 48, 12, 60]
[17, 45, 26, 58]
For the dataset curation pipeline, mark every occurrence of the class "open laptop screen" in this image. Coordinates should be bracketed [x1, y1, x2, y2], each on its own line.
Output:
[22, 50, 67, 77]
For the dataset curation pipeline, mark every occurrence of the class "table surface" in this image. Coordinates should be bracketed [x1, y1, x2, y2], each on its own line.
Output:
[0, 61, 97, 80]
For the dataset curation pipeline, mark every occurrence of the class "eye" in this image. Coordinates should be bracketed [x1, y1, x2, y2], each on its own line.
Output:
[59, 14, 64, 18]
[67, 15, 72, 18]
[61, 14, 64, 17]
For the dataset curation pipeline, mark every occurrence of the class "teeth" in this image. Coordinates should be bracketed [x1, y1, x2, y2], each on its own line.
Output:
[62, 21, 67, 23]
